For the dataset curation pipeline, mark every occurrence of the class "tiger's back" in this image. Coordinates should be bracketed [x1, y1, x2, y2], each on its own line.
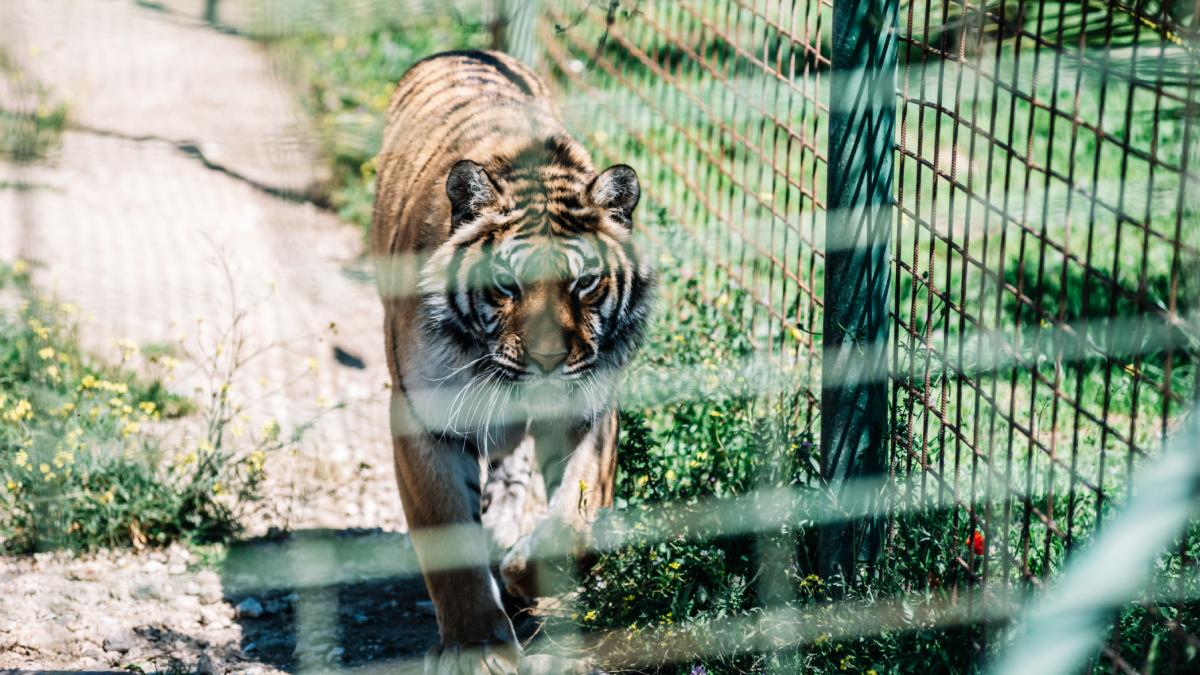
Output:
[372, 50, 564, 259]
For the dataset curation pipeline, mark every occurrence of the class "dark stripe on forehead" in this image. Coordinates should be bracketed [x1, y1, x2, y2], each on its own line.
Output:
[549, 211, 599, 234]
[431, 50, 534, 97]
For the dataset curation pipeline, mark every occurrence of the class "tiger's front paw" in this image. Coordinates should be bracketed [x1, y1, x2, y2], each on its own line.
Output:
[424, 642, 520, 675]
[501, 520, 588, 599]
[499, 532, 538, 599]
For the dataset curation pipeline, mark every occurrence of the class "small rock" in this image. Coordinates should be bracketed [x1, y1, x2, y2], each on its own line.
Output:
[199, 607, 229, 627]
[326, 646, 345, 663]
[131, 583, 162, 600]
[235, 597, 264, 618]
[199, 585, 223, 605]
[174, 595, 201, 612]
[143, 559, 165, 573]
[168, 562, 188, 575]
[102, 629, 135, 654]
[196, 653, 217, 675]
[68, 565, 101, 581]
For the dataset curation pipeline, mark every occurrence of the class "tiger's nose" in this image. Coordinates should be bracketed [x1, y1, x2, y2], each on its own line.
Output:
[527, 350, 567, 374]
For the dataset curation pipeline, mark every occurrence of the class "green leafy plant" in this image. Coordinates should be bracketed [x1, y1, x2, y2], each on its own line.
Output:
[0, 261, 273, 552]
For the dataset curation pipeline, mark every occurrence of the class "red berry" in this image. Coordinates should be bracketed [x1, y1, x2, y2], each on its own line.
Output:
[967, 531, 985, 556]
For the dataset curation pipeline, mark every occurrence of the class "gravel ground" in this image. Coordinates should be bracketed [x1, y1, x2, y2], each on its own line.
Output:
[0, 1, 439, 671]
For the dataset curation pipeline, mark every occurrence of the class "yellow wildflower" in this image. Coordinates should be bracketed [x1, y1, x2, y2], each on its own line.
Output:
[212, 482, 223, 495]
[669, 561, 682, 570]
[4, 399, 33, 423]
[121, 421, 140, 437]
[582, 610, 597, 622]
[45, 365, 59, 381]
[260, 419, 280, 441]
[26, 318, 48, 340]
[5, 479, 17, 492]
[246, 449, 267, 473]
[115, 339, 138, 357]
[37, 347, 54, 360]
[138, 401, 156, 415]
[665, 469, 676, 481]
[58, 302, 76, 315]
[98, 488, 114, 504]
[12, 259, 28, 275]
[39, 463, 50, 474]
[80, 374, 97, 389]
[14, 450, 28, 468]
[305, 357, 319, 372]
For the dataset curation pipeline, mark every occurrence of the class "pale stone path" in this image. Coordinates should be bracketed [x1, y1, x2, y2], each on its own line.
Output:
[0, 1, 428, 671]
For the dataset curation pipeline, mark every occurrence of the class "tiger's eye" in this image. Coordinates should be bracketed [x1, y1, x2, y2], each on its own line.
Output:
[494, 270, 519, 297]
[575, 273, 600, 294]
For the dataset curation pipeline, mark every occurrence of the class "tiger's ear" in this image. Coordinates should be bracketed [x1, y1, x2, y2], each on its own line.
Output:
[446, 159, 500, 229]
[589, 164, 640, 226]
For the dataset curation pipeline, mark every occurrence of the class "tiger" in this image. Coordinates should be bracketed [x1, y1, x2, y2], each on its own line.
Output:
[371, 50, 655, 673]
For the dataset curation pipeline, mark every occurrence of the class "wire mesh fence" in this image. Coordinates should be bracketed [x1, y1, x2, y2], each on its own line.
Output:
[528, 0, 1200, 671]
[887, 0, 1200, 669]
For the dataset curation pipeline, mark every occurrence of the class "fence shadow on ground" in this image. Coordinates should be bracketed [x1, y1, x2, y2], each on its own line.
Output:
[220, 529, 439, 671]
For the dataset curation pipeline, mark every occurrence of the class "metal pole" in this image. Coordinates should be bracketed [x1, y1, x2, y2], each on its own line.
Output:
[819, 0, 897, 583]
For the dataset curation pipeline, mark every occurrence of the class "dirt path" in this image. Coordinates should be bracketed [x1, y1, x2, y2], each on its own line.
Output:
[0, 1, 436, 671]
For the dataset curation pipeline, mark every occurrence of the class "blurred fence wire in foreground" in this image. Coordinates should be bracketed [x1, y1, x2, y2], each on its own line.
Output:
[225, 0, 1200, 671]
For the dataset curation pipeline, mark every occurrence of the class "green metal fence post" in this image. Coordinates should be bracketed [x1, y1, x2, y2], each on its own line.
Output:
[819, 0, 897, 583]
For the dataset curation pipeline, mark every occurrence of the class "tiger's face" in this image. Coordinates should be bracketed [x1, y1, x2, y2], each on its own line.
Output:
[419, 138, 654, 418]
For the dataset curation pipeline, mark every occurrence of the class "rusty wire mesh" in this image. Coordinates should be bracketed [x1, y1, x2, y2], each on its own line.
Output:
[532, 0, 1200, 670]
[888, 0, 1200, 669]
[538, 0, 830, 426]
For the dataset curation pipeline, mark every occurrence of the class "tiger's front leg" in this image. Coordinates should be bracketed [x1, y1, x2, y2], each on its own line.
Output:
[390, 394, 520, 674]
[500, 409, 618, 599]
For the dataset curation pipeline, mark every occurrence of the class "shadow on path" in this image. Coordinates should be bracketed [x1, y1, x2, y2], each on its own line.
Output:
[221, 529, 437, 672]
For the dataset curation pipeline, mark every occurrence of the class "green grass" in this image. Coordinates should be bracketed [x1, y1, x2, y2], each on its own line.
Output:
[0, 262, 263, 553]
[0, 46, 69, 164]
[266, 4, 491, 229]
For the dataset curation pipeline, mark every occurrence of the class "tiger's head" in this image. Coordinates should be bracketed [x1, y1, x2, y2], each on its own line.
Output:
[420, 136, 655, 420]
